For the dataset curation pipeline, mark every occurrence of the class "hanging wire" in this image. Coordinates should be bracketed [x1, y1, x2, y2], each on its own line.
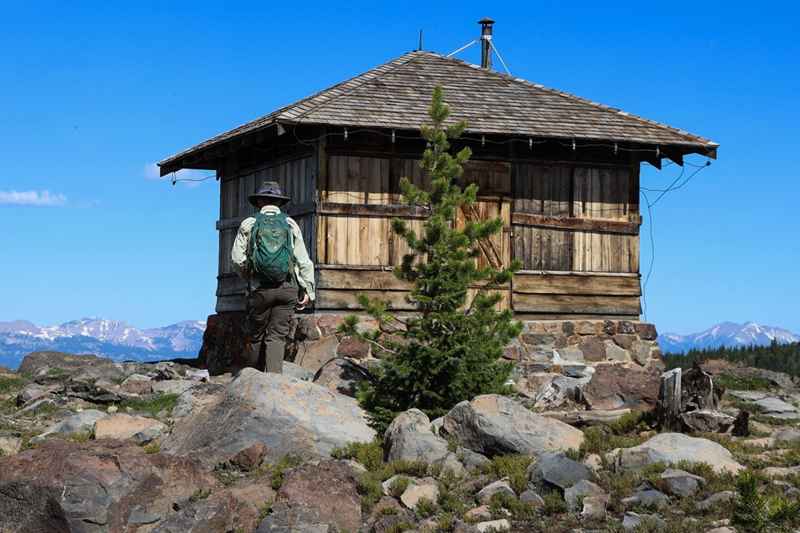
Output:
[489, 40, 512, 75]
[446, 39, 478, 57]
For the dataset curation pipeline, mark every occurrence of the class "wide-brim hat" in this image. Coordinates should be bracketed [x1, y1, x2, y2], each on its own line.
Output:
[248, 181, 291, 206]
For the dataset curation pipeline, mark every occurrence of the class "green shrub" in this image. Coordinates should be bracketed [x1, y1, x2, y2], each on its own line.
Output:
[541, 490, 567, 515]
[189, 488, 211, 502]
[0, 375, 26, 394]
[388, 476, 411, 498]
[415, 496, 437, 518]
[143, 442, 161, 454]
[356, 472, 384, 512]
[119, 393, 179, 418]
[480, 454, 533, 495]
[331, 439, 384, 471]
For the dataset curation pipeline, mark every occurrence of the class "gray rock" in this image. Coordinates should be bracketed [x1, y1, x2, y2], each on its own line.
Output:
[622, 512, 666, 531]
[312, 358, 368, 397]
[564, 479, 606, 512]
[604, 340, 631, 362]
[774, 427, 800, 444]
[612, 433, 744, 474]
[162, 368, 375, 465]
[283, 361, 314, 381]
[457, 447, 491, 469]
[132, 425, 165, 445]
[443, 395, 584, 456]
[151, 379, 195, 396]
[16, 383, 50, 406]
[581, 495, 608, 519]
[696, 491, 736, 511]
[681, 409, 736, 433]
[660, 468, 705, 497]
[476, 479, 516, 504]
[385, 409, 450, 463]
[400, 477, 439, 510]
[519, 489, 544, 507]
[528, 452, 592, 492]
[435, 452, 466, 477]
[475, 519, 510, 533]
[35, 409, 108, 441]
[622, 485, 670, 510]
[753, 397, 799, 419]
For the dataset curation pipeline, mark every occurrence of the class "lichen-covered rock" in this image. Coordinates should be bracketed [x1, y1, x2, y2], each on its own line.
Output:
[0, 439, 217, 532]
[400, 477, 439, 510]
[680, 409, 735, 433]
[660, 468, 705, 497]
[312, 358, 369, 397]
[582, 364, 661, 411]
[258, 460, 361, 532]
[385, 409, 450, 463]
[443, 395, 583, 456]
[476, 479, 516, 504]
[162, 368, 375, 465]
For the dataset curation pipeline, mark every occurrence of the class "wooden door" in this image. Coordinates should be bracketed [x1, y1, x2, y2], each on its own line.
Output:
[457, 161, 512, 309]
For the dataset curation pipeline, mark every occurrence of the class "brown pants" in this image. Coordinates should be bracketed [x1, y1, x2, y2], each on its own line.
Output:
[242, 281, 297, 373]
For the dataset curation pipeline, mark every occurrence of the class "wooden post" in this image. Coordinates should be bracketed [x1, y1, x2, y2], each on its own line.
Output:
[657, 368, 682, 431]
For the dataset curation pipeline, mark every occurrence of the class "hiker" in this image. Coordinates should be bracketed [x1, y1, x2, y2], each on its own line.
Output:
[231, 181, 315, 373]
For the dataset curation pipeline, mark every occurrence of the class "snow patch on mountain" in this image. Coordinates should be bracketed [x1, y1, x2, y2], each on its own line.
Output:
[659, 321, 800, 354]
[0, 318, 206, 369]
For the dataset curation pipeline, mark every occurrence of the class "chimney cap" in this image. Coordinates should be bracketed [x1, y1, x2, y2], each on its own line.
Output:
[479, 17, 495, 25]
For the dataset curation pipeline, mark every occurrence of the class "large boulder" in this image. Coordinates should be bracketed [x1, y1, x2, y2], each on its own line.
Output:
[257, 460, 361, 532]
[162, 368, 375, 465]
[582, 363, 661, 411]
[384, 409, 450, 463]
[612, 433, 744, 474]
[0, 439, 218, 532]
[442, 394, 584, 456]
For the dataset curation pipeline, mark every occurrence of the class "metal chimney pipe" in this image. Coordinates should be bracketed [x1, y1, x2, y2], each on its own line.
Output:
[479, 17, 495, 69]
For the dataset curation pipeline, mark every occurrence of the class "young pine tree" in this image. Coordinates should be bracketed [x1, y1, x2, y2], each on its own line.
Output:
[340, 86, 522, 432]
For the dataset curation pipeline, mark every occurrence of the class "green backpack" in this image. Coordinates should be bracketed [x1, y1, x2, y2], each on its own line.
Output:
[247, 212, 293, 285]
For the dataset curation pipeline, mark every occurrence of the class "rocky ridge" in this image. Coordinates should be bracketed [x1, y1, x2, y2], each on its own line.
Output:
[0, 341, 799, 532]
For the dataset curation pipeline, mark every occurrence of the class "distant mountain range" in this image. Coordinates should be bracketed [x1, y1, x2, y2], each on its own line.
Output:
[658, 322, 800, 354]
[0, 318, 205, 369]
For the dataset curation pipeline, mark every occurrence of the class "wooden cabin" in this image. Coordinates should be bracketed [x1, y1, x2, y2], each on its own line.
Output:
[159, 42, 717, 322]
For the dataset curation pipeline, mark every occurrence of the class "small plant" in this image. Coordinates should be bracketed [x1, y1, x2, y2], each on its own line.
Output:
[489, 491, 538, 520]
[68, 431, 92, 443]
[269, 454, 302, 490]
[257, 502, 272, 521]
[189, 488, 211, 503]
[388, 476, 411, 498]
[414, 496, 437, 518]
[356, 472, 384, 512]
[480, 454, 533, 494]
[143, 442, 161, 454]
[0, 375, 26, 394]
[120, 393, 179, 418]
[541, 490, 567, 515]
[331, 439, 384, 471]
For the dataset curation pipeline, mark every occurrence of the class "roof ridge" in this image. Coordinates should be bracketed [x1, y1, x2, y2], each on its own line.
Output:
[418, 50, 717, 147]
[281, 51, 425, 124]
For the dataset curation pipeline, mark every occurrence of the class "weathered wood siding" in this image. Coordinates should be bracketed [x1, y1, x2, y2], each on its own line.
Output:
[313, 152, 641, 318]
[216, 154, 316, 312]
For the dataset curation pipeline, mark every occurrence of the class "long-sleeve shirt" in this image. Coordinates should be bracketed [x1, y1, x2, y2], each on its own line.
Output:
[231, 205, 315, 300]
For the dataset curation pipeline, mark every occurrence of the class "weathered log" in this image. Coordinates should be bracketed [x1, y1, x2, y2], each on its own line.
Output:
[541, 408, 632, 427]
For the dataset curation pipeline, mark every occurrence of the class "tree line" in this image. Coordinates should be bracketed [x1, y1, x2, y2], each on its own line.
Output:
[663, 341, 800, 377]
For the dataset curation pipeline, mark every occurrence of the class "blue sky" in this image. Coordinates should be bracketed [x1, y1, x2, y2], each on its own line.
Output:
[1, 1, 798, 333]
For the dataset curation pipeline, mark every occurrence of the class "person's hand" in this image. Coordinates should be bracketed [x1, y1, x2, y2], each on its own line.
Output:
[296, 293, 310, 311]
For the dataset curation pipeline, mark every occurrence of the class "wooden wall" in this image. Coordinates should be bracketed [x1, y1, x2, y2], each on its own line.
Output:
[216, 153, 316, 312]
[213, 134, 642, 318]
[314, 152, 641, 318]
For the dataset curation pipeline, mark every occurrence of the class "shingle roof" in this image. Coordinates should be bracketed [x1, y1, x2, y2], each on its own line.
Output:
[159, 50, 717, 170]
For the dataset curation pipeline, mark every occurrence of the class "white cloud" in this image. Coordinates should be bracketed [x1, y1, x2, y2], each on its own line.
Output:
[144, 163, 214, 188]
[0, 190, 67, 207]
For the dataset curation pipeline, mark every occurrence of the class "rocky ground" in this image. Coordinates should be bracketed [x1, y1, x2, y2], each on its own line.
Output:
[1, 350, 800, 532]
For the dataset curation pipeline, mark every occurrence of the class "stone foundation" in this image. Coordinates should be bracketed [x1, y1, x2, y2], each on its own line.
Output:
[199, 313, 663, 413]
[201, 314, 659, 372]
